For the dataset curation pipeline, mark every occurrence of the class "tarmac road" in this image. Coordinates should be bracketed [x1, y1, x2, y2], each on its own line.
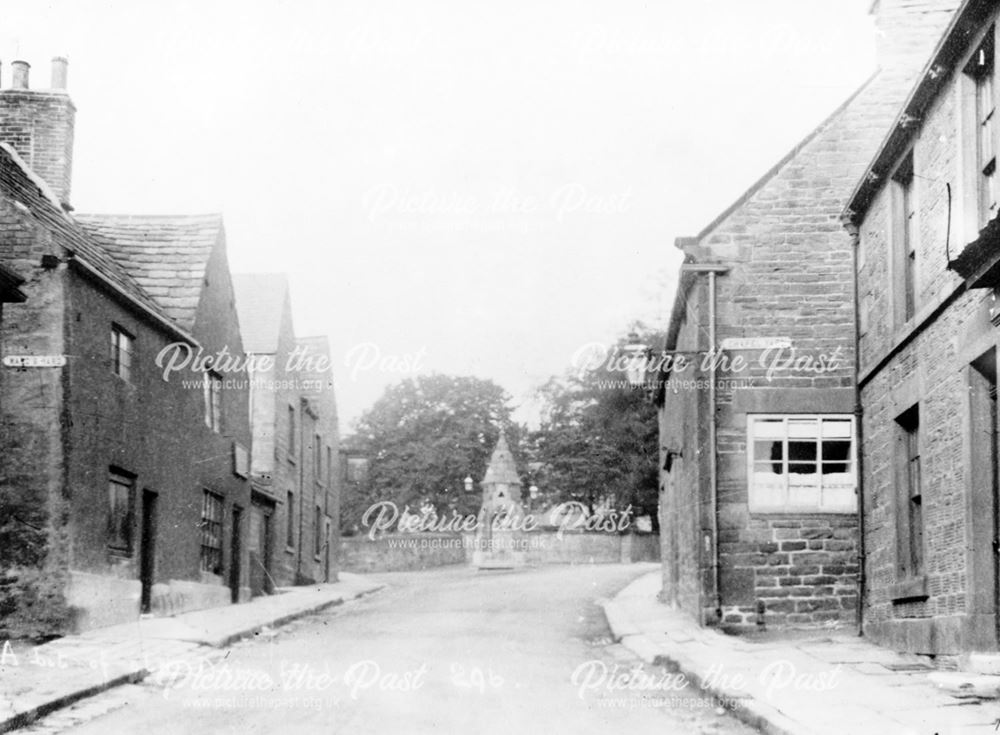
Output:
[41, 564, 757, 734]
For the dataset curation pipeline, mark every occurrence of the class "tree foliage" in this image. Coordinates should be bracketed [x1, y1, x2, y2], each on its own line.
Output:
[528, 327, 661, 530]
[343, 374, 521, 532]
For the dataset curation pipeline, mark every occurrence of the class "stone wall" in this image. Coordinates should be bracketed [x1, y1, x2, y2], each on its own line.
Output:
[522, 531, 659, 565]
[716, 513, 859, 629]
[340, 532, 659, 573]
[855, 12, 999, 653]
[656, 8, 959, 628]
[0, 198, 70, 638]
[340, 533, 468, 573]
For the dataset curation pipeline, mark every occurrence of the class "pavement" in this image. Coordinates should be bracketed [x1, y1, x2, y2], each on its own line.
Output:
[603, 571, 1000, 735]
[0, 573, 384, 733]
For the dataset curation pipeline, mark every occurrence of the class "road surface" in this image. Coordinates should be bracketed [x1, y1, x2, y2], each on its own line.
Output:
[31, 564, 758, 734]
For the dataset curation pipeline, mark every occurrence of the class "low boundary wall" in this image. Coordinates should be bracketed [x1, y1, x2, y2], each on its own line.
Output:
[339, 532, 659, 572]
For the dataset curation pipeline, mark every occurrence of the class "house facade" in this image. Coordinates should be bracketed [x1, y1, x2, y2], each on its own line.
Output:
[656, 0, 960, 630]
[233, 274, 340, 592]
[847, 0, 1000, 658]
[0, 59, 253, 635]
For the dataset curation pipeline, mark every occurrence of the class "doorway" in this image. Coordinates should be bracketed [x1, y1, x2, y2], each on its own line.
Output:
[971, 349, 999, 646]
[230, 505, 243, 603]
[139, 489, 158, 614]
[249, 498, 275, 597]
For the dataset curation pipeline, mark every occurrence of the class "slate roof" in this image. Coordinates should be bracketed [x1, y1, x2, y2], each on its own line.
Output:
[232, 273, 291, 353]
[75, 213, 223, 332]
[0, 143, 194, 340]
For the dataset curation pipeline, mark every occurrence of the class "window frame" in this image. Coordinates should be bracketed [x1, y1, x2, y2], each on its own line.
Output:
[960, 22, 1000, 244]
[314, 505, 323, 558]
[199, 490, 224, 575]
[203, 370, 223, 433]
[110, 324, 134, 382]
[968, 27, 998, 229]
[746, 414, 857, 514]
[286, 490, 295, 549]
[287, 405, 297, 460]
[895, 406, 925, 580]
[891, 150, 918, 325]
[314, 433, 323, 481]
[107, 469, 135, 555]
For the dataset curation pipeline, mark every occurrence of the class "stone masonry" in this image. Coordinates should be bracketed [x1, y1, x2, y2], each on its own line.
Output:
[848, 0, 1000, 656]
[657, 0, 961, 630]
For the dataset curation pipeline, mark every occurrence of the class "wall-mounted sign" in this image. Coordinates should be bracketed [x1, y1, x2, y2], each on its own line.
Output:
[720, 338, 791, 351]
[3, 355, 66, 368]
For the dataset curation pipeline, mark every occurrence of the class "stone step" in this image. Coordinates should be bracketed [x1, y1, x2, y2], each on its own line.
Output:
[928, 671, 1000, 699]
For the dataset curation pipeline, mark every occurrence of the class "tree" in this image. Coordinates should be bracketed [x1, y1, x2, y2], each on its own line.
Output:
[529, 326, 661, 531]
[344, 374, 522, 532]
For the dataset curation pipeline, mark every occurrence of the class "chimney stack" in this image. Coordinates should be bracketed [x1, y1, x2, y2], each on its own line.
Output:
[51, 57, 67, 90]
[11, 61, 29, 90]
[0, 56, 76, 209]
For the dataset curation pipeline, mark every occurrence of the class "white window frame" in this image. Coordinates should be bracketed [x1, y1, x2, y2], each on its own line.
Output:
[111, 324, 133, 382]
[747, 414, 857, 513]
[203, 370, 222, 433]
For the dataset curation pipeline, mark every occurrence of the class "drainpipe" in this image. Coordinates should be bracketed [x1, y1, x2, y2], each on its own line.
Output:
[844, 218, 867, 636]
[297, 399, 306, 582]
[681, 262, 729, 622]
[709, 269, 721, 620]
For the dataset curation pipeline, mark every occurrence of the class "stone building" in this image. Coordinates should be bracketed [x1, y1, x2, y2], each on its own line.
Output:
[232, 274, 340, 592]
[0, 59, 252, 635]
[655, 0, 960, 630]
[846, 0, 1000, 657]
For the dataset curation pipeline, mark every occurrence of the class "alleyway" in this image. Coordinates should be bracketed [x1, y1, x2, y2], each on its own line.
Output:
[33, 565, 756, 734]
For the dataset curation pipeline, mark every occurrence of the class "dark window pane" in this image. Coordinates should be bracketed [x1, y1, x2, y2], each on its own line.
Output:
[788, 462, 817, 475]
[822, 440, 851, 461]
[788, 441, 817, 462]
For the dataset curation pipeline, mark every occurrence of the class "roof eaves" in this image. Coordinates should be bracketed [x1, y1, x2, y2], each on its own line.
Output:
[0, 142, 71, 224]
[68, 256, 200, 347]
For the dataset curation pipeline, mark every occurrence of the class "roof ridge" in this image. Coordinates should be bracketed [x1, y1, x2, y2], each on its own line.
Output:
[75, 212, 224, 219]
[0, 146, 197, 344]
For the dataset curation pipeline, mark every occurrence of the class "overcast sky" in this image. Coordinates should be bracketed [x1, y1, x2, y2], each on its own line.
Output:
[5, 0, 876, 431]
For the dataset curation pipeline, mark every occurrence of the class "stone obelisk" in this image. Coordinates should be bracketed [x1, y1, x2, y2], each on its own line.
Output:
[473, 431, 527, 569]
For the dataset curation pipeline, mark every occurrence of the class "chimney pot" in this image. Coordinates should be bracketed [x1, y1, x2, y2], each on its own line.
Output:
[51, 57, 68, 90]
[11, 60, 29, 90]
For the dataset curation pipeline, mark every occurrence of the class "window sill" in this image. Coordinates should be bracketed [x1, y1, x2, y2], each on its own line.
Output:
[749, 507, 856, 516]
[285, 545, 295, 554]
[890, 575, 928, 602]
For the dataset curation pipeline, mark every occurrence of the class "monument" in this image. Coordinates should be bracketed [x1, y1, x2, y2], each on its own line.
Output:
[472, 431, 527, 569]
